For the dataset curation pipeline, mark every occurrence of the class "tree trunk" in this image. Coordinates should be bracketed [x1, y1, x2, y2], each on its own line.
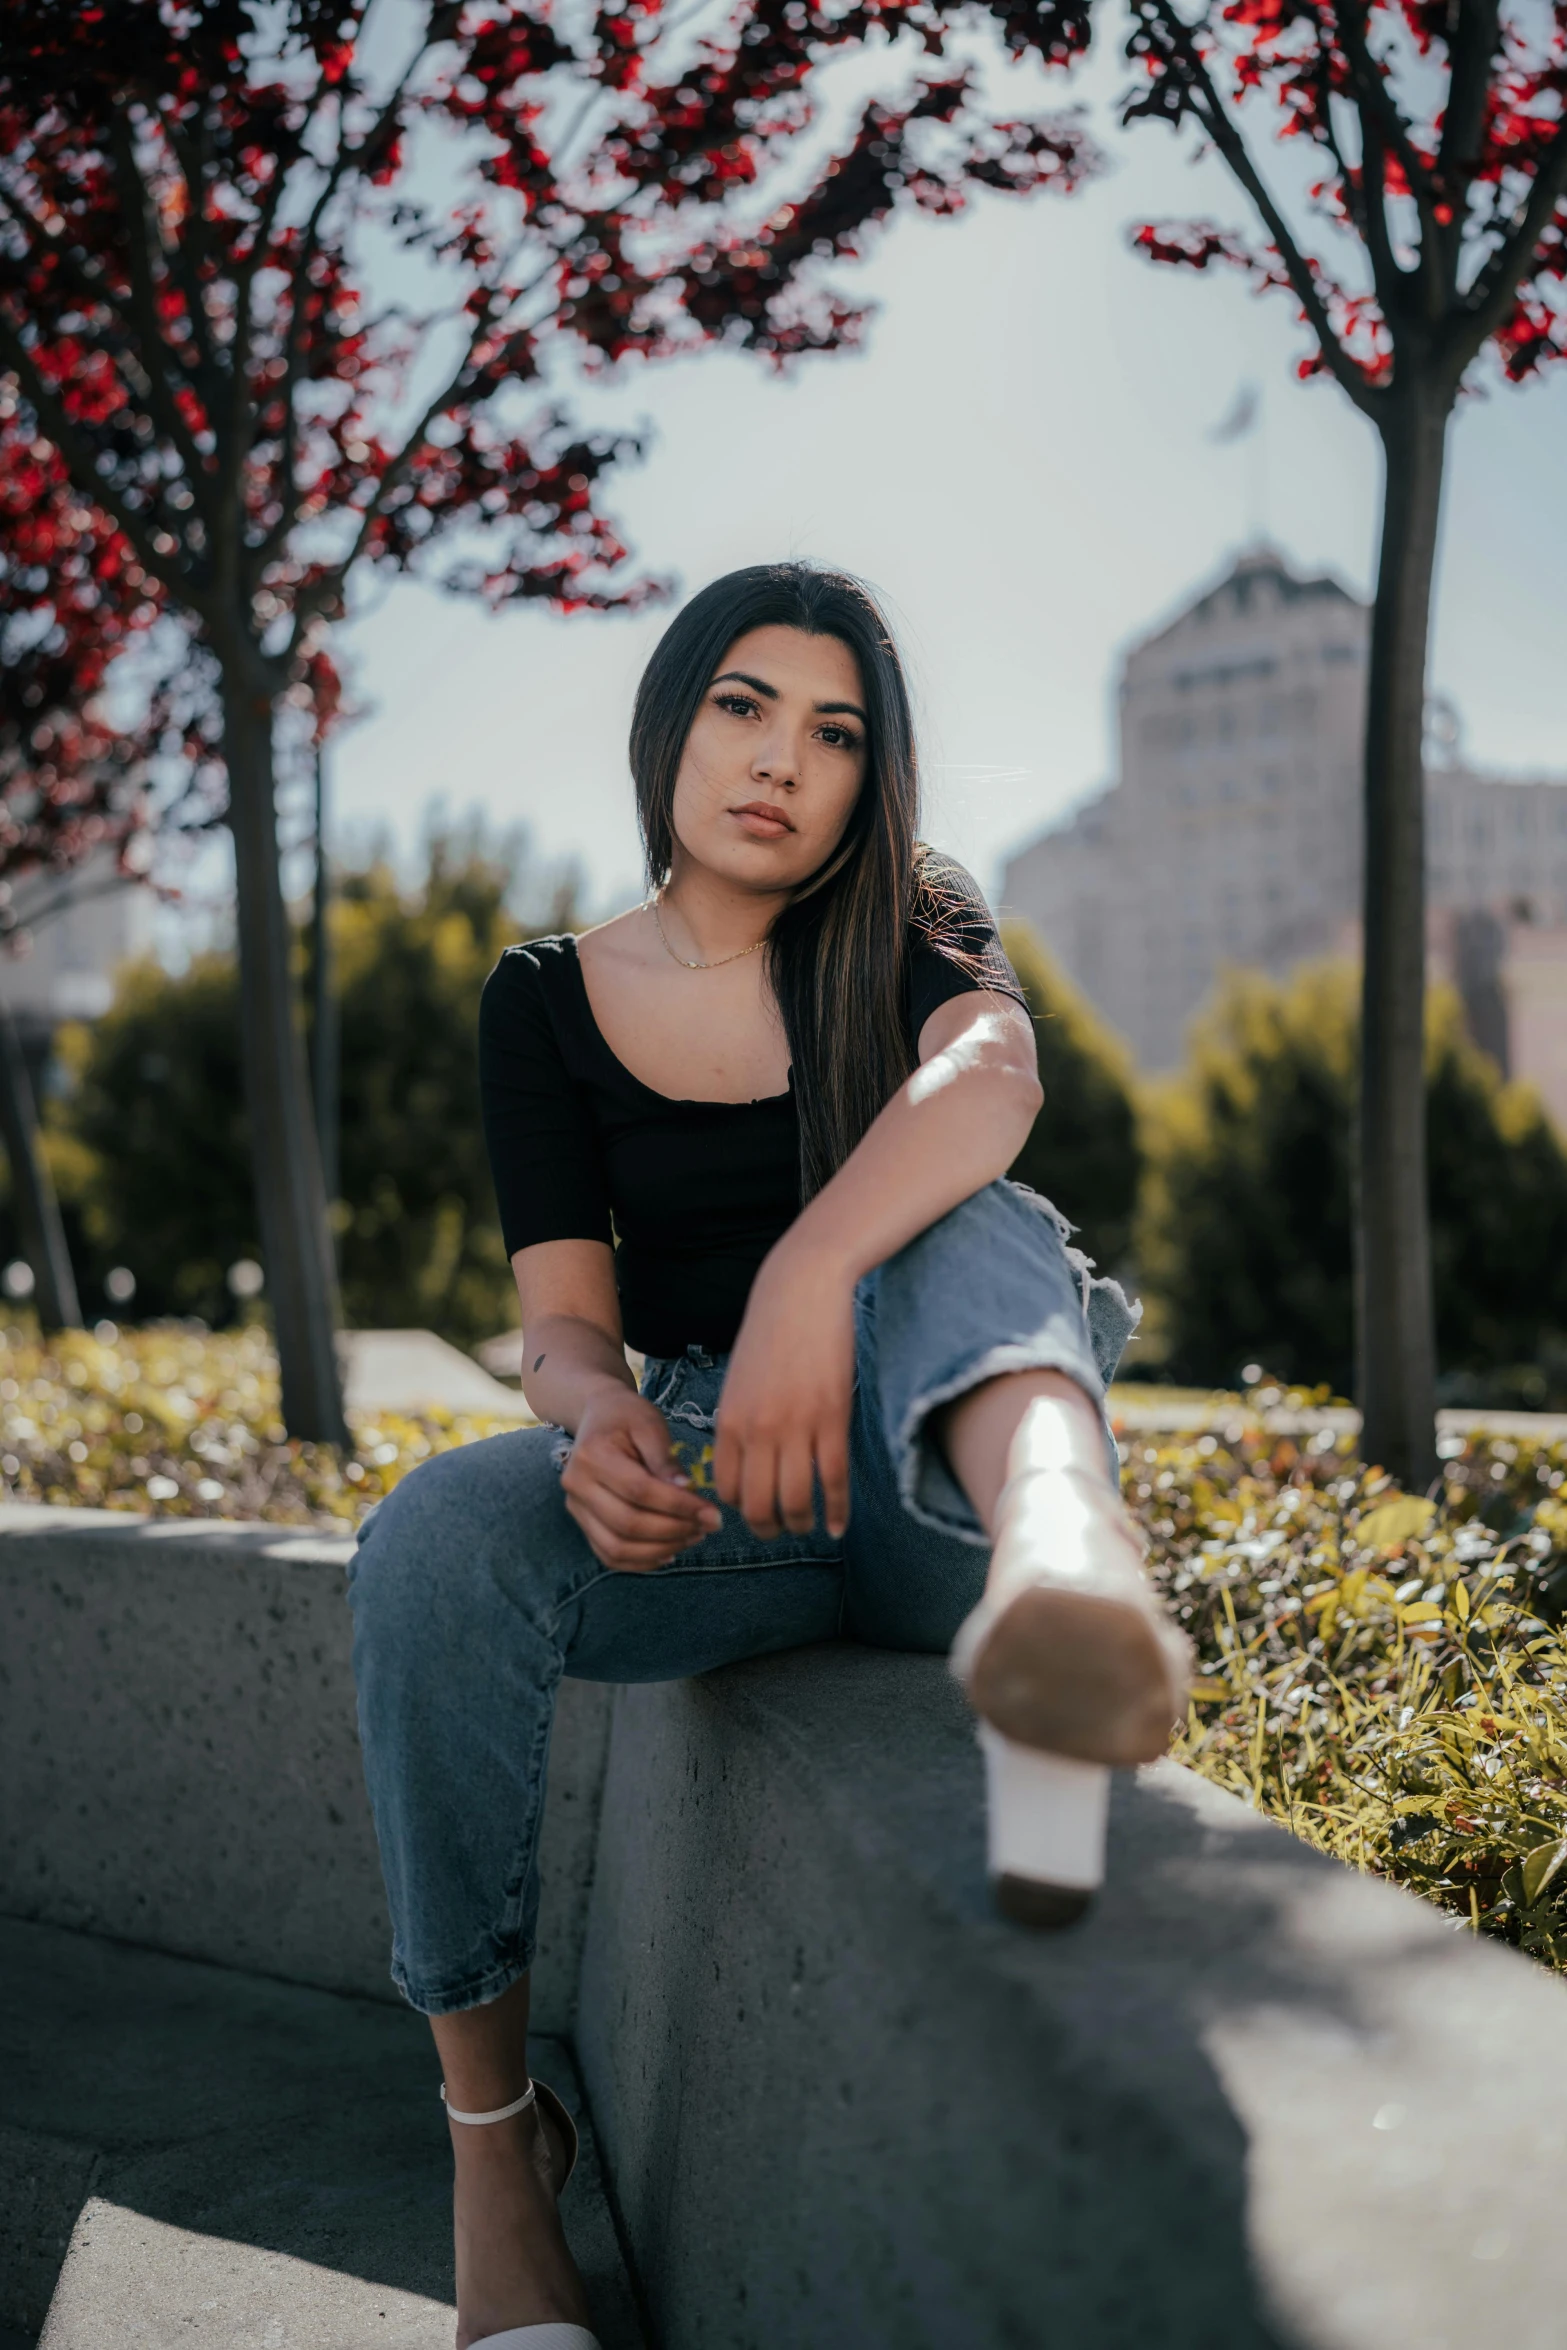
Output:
[1356, 381, 1450, 1491]
[310, 741, 340, 1216]
[221, 664, 348, 1445]
[0, 1001, 80, 1328]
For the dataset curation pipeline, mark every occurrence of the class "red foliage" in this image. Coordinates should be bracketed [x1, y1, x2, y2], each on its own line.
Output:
[0, 382, 219, 889]
[0, 0, 1100, 875]
[1109, 0, 1567, 408]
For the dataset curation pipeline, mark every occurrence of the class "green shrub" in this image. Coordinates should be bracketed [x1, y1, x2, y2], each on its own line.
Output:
[1001, 920, 1142, 1278]
[55, 835, 575, 1344]
[1124, 1411, 1567, 1970]
[1137, 963, 1567, 1395]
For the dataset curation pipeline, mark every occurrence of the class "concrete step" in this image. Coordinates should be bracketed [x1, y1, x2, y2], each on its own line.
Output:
[339, 1329, 533, 1421]
[0, 1918, 643, 2350]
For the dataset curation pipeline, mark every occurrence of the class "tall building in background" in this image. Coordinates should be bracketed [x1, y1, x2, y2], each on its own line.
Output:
[1001, 548, 1567, 1123]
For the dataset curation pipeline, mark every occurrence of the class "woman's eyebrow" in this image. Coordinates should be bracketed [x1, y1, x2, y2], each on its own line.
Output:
[711, 669, 867, 724]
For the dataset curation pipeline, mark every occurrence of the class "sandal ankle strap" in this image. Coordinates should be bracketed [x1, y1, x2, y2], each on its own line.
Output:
[441, 2079, 537, 2125]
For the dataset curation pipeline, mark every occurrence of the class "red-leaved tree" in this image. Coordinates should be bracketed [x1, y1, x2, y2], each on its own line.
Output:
[0, 405, 224, 1325]
[1101, 0, 1567, 1485]
[0, 0, 1094, 1438]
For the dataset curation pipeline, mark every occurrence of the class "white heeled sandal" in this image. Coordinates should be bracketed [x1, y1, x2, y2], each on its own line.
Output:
[953, 1457, 1190, 1927]
[442, 2078, 602, 2350]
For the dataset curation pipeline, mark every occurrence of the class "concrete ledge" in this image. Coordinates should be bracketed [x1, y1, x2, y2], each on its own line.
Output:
[14, 1501, 1567, 2345]
[0, 1504, 608, 2032]
[578, 1648, 1567, 2350]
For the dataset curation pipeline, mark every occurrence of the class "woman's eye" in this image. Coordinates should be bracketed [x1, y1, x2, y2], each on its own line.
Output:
[818, 724, 860, 751]
[714, 692, 757, 717]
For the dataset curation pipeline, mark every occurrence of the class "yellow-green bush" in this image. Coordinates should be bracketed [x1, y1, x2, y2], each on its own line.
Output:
[1121, 1400, 1567, 1966]
[0, 1320, 521, 1524]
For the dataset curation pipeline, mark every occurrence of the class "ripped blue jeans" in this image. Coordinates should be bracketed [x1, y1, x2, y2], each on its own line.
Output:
[348, 1180, 1136, 2015]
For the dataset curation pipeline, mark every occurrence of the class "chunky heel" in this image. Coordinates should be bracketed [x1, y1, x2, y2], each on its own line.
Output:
[980, 1722, 1108, 1928]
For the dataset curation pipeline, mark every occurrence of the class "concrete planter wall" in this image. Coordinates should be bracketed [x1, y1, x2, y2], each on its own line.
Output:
[8, 1504, 1567, 2347]
[0, 1504, 608, 2033]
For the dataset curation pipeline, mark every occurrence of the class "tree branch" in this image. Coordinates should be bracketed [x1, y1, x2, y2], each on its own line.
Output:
[1336, 0, 1441, 213]
[1335, 1, 1447, 324]
[248, 11, 454, 602]
[0, 313, 210, 621]
[1456, 118, 1567, 364]
[1139, 0, 1385, 418]
[0, 170, 128, 329]
[107, 115, 214, 499]
[1438, 0, 1502, 197]
[1347, 84, 1403, 300]
[157, 106, 223, 386]
[5, 869, 139, 936]
[280, 281, 529, 652]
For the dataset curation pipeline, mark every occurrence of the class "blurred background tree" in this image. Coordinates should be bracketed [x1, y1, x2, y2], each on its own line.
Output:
[1137, 964, 1567, 1404]
[1001, 921, 1142, 1282]
[52, 830, 574, 1347]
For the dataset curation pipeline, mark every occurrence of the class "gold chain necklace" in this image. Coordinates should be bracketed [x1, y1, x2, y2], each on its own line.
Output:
[649, 893, 769, 972]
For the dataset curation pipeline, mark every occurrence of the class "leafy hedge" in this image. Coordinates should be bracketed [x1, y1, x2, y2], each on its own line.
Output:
[1135, 963, 1567, 1398]
[1124, 1394, 1567, 1967]
[1000, 921, 1142, 1278]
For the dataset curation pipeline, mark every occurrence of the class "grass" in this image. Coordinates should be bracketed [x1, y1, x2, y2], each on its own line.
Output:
[4, 1324, 1565, 1969]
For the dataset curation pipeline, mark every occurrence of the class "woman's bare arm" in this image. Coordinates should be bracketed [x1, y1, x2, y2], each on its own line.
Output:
[712, 990, 1042, 1539]
[512, 1239, 720, 1568]
[513, 1239, 634, 1430]
[784, 990, 1041, 1287]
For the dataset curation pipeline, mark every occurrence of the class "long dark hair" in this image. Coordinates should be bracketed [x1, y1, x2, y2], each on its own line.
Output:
[630, 561, 961, 1197]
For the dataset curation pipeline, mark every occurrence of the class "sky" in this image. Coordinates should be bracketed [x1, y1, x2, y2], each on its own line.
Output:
[322, 22, 1567, 923]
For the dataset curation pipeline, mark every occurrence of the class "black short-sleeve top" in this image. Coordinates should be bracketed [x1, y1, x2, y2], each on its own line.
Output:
[478, 854, 1022, 1358]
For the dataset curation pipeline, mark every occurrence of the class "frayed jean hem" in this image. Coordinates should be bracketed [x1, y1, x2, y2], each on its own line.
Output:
[391, 1940, 534, 2019]
[892, 1339, 1112, 1544]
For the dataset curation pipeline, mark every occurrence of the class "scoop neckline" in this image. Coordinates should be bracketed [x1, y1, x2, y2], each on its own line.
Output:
[559, 934, 794, 1111]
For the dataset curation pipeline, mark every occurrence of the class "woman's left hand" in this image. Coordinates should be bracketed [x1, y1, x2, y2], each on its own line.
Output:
[713, 1241, 855, 1540]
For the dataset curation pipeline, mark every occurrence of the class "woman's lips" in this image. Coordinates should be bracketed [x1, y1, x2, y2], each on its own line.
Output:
[730, 803, 794, 840]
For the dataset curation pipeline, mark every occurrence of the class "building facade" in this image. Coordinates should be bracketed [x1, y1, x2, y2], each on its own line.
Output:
[1001, 550, 1567, 1119]
[0, 852, 152, 1038]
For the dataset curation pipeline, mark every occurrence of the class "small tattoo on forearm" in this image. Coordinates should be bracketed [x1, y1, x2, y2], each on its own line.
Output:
[532, 1353, 546, 1372]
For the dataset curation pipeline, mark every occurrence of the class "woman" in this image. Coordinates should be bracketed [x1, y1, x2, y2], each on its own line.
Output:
[349, 562, 1189, 2350]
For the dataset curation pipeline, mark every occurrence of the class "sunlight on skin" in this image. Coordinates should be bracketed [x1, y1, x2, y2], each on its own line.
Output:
[906, 1006, 1024, 1104]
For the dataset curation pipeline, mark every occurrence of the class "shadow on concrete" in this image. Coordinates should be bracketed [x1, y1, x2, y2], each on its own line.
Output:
[0, 1917, 642, 2349]
[581, 1648, 1567, 2350]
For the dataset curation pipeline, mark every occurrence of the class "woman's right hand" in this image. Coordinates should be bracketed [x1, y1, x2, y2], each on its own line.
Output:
[560, 1385, 722, 1571]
